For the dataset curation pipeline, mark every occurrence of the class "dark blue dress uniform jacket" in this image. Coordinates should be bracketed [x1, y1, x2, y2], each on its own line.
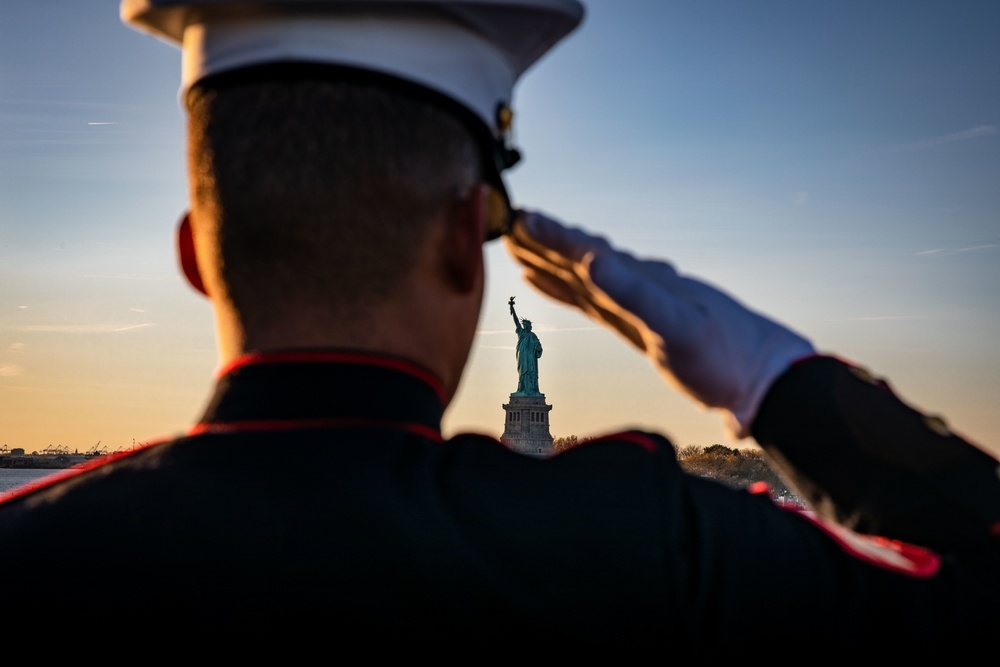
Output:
[0, 351, 997, 652]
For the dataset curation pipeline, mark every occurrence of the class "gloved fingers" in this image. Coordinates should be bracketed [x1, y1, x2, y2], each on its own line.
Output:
[585, 251, 709, 350]
[509, 214, 690, 357]
[504, 231, 564, 279]
[506, 235, 589, 307]
[628, 256, 685, 287]
[513, 214, 721, 349]
[521, 215, 679, 297]
[507, 211, 650, 331]
[506, 225, 604, 309]
[521, 260, 650, 354]
[511, 210, 819, 439]
[506, 212, 572, 275]
[589, 301, 651, 353]
[510, 210, 614, 269]
[519, 265, 583, 310]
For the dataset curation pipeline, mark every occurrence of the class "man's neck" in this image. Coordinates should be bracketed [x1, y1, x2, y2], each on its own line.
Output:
[213, 288, 480, 405]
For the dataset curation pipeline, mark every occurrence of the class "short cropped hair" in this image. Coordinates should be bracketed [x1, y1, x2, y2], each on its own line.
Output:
[185, 73, 481, 322]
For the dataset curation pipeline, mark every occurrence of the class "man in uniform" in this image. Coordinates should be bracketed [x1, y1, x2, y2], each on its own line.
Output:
[0, 0, 997, 652]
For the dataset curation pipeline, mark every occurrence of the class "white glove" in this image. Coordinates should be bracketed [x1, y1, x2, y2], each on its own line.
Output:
[505, 210, 816, 439]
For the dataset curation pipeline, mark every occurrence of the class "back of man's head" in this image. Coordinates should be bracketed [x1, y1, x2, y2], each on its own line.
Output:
[186, 71, 480, 325]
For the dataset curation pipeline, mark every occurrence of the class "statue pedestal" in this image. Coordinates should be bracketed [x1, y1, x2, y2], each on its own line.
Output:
[500, 394, 554, 458]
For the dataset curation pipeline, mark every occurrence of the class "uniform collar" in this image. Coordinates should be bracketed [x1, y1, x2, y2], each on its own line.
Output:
[193, 350, 446, 438]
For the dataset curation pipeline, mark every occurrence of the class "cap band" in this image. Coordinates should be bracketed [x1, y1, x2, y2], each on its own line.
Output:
[182, 9, 515, 138]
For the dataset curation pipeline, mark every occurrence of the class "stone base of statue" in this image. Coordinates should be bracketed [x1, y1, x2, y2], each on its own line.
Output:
[500, 394, 554, 458]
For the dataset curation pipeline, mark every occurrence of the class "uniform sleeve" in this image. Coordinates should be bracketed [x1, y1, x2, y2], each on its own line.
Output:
[751, 355, 1000, 557]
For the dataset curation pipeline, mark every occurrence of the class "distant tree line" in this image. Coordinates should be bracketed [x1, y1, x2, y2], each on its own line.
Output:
[552, 437, 802, 504]
[674, 444, 797, 500]
[552, 435, 595, 452]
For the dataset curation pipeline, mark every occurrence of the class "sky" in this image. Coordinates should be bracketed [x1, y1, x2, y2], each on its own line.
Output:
[1, 1, 998, 459]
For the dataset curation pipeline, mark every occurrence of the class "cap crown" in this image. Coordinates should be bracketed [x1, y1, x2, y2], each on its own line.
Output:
[120, 0, 585, 138]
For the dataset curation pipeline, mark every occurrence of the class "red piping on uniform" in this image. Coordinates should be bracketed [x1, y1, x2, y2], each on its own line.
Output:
[791, 509, 942, 579]
[0, 442, 160, 505]
[189, 417, 444, 443]
[216, 350, 448, 405]
[0, 467, 93, 504]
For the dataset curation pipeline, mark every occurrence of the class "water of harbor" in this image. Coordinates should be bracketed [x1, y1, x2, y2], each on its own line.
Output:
[0, 468, 67, 496]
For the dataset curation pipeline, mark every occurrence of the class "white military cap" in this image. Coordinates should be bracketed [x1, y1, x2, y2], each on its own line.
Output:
[120, 0, 584, 145]
[121, 0, 584, 240]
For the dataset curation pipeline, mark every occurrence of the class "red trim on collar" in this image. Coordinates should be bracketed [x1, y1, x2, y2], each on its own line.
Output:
[217, 350, 447, 405]
[189, 417, 444, 443]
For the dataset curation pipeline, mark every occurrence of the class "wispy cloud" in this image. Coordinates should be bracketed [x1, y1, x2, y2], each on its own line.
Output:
[111, 322, 154, 333]
[477, 325, 602, 336]
[3, 323, 154, 333]
[78, 274, 173, 282]
[111, 324, 155, 332]
[0, 364, 23, 377]
[890, 125, 996, 152]
[915, 244, 998, 257]
[816, 315, 937, 322]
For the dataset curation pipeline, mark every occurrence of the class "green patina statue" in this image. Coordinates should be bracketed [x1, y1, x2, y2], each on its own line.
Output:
[509, 296, 543, 396]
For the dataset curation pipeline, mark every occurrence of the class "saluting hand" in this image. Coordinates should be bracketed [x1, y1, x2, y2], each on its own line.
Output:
[505, 210, 816, 438]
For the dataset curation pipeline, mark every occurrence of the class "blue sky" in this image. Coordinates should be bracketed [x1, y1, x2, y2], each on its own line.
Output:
[2, 1, 998, 457]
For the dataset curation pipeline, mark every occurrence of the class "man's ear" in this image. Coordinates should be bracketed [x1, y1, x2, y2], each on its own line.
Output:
[177, 212, 208, 296]
[441, 184, 487, 294]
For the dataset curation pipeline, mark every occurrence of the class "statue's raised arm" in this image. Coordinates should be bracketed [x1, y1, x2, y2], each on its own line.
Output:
[509, 296, 522, 333]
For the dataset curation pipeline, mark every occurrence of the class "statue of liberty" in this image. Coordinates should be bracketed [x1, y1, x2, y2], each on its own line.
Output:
[509, 296, 543, 396]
